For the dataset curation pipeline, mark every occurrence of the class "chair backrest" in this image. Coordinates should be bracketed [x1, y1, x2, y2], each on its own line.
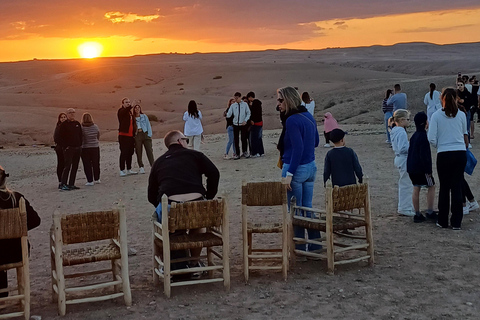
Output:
[168, 198, 225, 232]
[328, 182, 369, 212]
[60, 210, 120, 245]
[242, 181, 287, 207]
[0, 198, 27, 240]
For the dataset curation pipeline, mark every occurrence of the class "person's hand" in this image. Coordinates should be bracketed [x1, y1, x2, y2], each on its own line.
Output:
[250, 120, 254, 125]
[241, 121, 246, 126]
[459, 99, 464, 103]
[284, 176, 292, 191]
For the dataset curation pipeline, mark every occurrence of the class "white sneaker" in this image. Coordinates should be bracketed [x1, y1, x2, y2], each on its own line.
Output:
[468, 144, 472, 149]
[119, 170, 127, 177]
[463, 206, 469, 215]
[95, 180, 101, 184]
[398, 210, 416, 217]
[127, 169, 138, 175]
[223, 154, 230, 160]
[323, 143, 331, 148]
[243, 152, 250, 158]
[468, 200, 479, 211]
[85, 182, 94, 186]
[139, 167, 145, 174]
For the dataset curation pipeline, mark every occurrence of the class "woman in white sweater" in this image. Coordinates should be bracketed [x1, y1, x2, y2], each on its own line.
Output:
[427, 88, 468, 229]
[423, 83, 442, 122]
[183, 100, 203, 151]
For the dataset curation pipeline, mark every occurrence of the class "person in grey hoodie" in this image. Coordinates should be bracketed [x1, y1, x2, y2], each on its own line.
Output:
[389, 109, 415, 216]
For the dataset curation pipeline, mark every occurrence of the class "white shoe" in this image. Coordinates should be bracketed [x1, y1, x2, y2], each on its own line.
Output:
[139, 167, 145, 174]
[119, 170, 127, 177]
[223, 154, 230, 160]
[95, 180, 101, 184]
[468, 200, 479, 211]
[398, 210, 416, 217]
[323, 143, 331, 148]
[468, 143, 472, 149]
[463, 206, 469, 215]
[385, 140, 391, 144]
[243, 152, 250, 158]
[127, 169, 138, 175]
[85, 182, 94, 186]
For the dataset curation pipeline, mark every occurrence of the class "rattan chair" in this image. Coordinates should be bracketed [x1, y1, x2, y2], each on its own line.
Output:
[242, 180, 290, 282]
[152, 195, 230, 298]
[291, 178, 374, 274]
[50, 205, 132, 316]
[0, 198, 30, 320]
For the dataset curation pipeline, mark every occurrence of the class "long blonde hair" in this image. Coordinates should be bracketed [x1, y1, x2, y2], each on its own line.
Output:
[389, 109, 410, 128]
[82, 112, 94, 127]
[277, 86, 302, 115]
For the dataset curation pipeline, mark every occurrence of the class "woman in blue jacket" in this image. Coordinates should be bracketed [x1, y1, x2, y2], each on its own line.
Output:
[277, 86, 321, 255]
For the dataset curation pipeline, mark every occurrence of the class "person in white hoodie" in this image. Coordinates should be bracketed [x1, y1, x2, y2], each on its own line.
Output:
[423, 83, 442, 123]
[389, 109, 415, 216]
[183, 100, 204, 151]
[226, 92, 251, 159]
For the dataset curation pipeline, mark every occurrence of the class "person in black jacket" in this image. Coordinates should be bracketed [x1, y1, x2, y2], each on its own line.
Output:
[58, 108, 83, 191]
[148, 130, 220, 272]
[247, 91, 265, 157]
[407, 112, 436, 223]
[0, 165, 41, 297]
[118, 98, 137, 176]
[53, 112, 67, 189]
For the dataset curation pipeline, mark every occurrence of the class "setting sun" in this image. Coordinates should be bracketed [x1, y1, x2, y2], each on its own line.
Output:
[78, 42, 103, 59]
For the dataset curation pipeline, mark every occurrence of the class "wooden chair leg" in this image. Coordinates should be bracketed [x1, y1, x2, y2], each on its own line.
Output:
[326, 223, 335, 275]
[223, 244, 230, 291]
[22, 262, 30, 320]
[282, 229, 288, 281]
[207, 248, 214, 279]
[120, 256, 132, 306]
[163, 246, 171, 298]
[16, 267, 24, 307]
[365, 223, 375, 266]
[50, 253, 58, 303]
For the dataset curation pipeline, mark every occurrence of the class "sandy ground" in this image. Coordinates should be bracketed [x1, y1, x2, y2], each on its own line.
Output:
[1, 43, 480, 319]
[1, 123, 480, 319]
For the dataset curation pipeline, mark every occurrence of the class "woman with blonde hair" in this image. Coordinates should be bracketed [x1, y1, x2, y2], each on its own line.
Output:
[81, 112, 101, 186]
[428, 88, 468, 229]
[389, 109, 415, 216]
[277, 86, 321, 257]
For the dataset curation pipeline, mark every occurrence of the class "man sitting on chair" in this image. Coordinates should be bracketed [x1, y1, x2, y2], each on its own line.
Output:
[148, 130, 220, 272]
[0, 165, 41, 297]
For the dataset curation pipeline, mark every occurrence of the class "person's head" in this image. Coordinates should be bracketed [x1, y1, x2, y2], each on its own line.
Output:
[385, 89, 393, 99]
[441, 88, 458, 118]
[392, 109, 410, 128]
[57, 112, 67, 126]
[242, 96, 248, 103]
[301, 92, 311, 104]
[246, 91, 255, 102]
[164, 130, 189, 149]
[187, 100, 199, 118]
[429, 83, 436, 99]
[414, 111, 428, 131]
[329, 128, 346, 147]
[456, 80, 465, 92]
[81, 112, 94, 126]
[394, 84, 401, 93]
[227, 98, 235, 107]
[66, 108, 76, 121]
[462, 75, 469, 83]
[121, 97, 131, 108]
[233, 92, 242, 103]
[324, 112, 334, 121]
[133, 105, 143, 116]
[277, 86, 302, 114]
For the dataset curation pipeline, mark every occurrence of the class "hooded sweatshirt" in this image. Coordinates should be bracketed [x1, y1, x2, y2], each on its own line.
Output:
[391, 126, 409, 158]
[323, 112, 339, 133]
[407, 114, 432, 174]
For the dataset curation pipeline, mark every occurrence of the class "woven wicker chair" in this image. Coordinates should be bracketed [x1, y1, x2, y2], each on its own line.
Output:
[0, 198, 30, 320]
[50, 205, 132, 316]
[242, 181, 290, 282]
[152, 195, 230, 298]
[291, 178, 374, 274]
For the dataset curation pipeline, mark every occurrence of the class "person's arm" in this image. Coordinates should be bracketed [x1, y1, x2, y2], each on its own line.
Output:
[244, 103, 251, 122]
[314, 125, 320, 148]
[398, 131, 409, 155]
[285, 117, 304, 176]
[423, 93, 428, 106]
[200, 154, 220, 199]
[15, 193, 41, 230]
[183, 112, 188, 121]
[145, 115, 153, 137]
[386, 94, 394, 106]
[323, 152, 331, 186]
[226, 105, 233, 118]
[420, 137, 433, 175]
[427, 115, 438, 148]
[147, 164, 160, 207]
[198, 110, 202, 120]
[352, 150, 363, 183]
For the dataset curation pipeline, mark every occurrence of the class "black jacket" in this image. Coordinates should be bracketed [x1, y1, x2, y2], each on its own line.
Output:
[147, 144, 220, 207]
[58, 120, 82, 148]
[407, 127, 432, 175]
[249, 99, 263, 123]
[117, 106, 136, 134]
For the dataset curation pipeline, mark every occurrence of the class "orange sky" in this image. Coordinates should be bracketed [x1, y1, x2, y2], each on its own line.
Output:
[1, 3, 480, 62]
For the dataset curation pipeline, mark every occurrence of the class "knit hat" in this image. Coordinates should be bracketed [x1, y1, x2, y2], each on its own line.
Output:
[329, 128, 345, 143]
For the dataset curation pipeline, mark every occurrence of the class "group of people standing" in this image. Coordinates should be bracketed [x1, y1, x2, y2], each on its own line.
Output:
[223, 91, 264, 160]
[388, 75, 479, 230]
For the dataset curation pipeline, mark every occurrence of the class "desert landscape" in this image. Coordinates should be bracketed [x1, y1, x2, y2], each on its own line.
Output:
[1, 42, 480, 319]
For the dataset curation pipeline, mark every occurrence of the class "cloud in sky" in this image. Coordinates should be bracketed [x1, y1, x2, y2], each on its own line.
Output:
[104, 11, 161, 24]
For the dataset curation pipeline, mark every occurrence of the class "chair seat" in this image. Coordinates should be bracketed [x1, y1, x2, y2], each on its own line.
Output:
[293, 216, 366, 232]
[247, 222, 283, 233]
[155, 232, 223, 251]
[62, 242, 121, 266]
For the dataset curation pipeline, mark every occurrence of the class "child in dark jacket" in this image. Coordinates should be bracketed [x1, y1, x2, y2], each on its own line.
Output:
[407, 112, 436, 223]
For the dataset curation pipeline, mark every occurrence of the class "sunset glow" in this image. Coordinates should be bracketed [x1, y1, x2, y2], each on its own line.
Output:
[78, 42, 103, 59]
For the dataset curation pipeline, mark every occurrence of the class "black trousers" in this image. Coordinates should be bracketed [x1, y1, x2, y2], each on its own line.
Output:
[462, 178, 474, 203]
[81, 147, 100, 182]
[436, 151, 466, 228]
[233, 125, 249, 154]
[118, 135, 135, 171]
[61, 146, 81, 186]
[55, 146, 65, 183]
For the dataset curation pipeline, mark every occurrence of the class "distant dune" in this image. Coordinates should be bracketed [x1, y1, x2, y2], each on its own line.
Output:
[1, 42, 480, 146]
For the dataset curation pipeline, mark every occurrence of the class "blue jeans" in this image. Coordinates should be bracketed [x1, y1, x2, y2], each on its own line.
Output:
[249, 125, 264, 156]
[282, 161, 321, 251]
[384, 111, 393, 142]
[225, 126, 236, 155]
